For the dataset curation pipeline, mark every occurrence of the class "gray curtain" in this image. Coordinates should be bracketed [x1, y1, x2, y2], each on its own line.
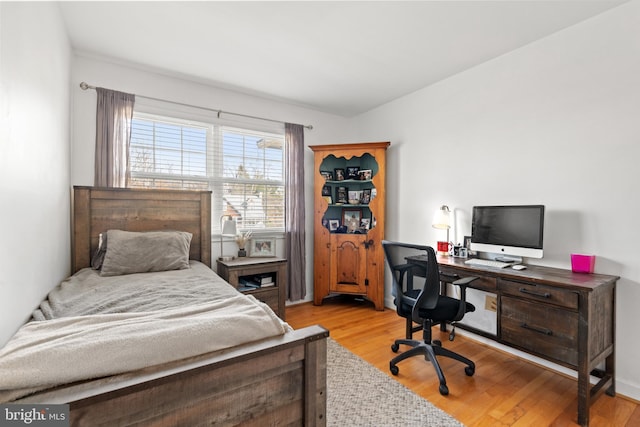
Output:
[285, 123, 306, 301]
[95, 88, 135, 187]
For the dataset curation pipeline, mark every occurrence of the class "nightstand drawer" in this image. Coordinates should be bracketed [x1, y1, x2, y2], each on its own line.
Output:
[499, 279, 578, 310]
[501, 296, 578, 366]
[244, 287, 279, 313]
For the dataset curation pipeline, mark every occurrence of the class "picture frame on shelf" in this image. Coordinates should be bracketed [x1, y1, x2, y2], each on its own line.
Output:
[463, 236, 476, 256]
[346, 166, 360, 180]
[358, 169, 372, 180]
[320, 171, 333, 181]
[322, 185, 332, 196]
[360, 218, 371, 230]
[334, 168, 345, 181]
[335, 186, 348, 204]
[348, 190, 362, 204]
[322, 218, 329, 229]
[249, 237, 276, 257]
[360, 188, 371, 204]
[329, 219, 340, 231]
[342, 208, 362, 233]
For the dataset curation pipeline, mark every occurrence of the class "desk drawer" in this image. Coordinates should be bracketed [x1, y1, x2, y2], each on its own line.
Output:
[499, 279, 578, 310]
[501, 296, 578, 367]
[439, 267, 497, 292]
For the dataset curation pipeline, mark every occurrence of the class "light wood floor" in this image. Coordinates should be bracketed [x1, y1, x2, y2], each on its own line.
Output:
[286, 297, 639, 427]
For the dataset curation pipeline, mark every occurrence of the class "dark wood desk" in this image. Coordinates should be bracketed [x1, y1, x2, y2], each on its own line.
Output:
[436, 256, 618, 427]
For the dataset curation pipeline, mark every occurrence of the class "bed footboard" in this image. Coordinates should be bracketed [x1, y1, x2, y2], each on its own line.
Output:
[17, 325, 328, 426]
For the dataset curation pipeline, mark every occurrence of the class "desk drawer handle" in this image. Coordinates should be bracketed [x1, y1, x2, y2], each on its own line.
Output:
[521, 323, 553, 336]
[519, 287, 551, 299]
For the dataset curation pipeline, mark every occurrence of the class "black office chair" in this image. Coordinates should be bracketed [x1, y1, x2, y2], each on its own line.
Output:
[382, 240, 477, 396]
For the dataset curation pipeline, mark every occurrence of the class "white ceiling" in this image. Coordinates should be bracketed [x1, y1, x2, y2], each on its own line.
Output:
[59, 1, 628, 117]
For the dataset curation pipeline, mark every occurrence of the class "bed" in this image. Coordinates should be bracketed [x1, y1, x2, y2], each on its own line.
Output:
[1, 186, 328, 426]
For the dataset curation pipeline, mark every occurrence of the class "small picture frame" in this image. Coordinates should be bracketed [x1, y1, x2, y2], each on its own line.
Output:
[346, 166, 360, 180]
[358, 169, 372, 180]
[249, 237, 276, 257]
[322, 218, 329, 229]
[342, 208, 362, 230]
[463, 236, 476, 256]
[320, 171, 333, 181]
[360, 188, 371, 204]
[335, 186, 348, 204]
[322, 185, 332, 196]
[334, 168, 345, 181]
[360, 218, 371, 230]
[329, 219, 340, 231]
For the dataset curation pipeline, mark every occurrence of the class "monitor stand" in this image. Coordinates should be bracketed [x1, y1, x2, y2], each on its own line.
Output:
[494, 255, 523, 264]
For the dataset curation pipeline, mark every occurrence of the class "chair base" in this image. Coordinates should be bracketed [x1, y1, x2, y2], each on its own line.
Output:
[390, 338, 475, 396]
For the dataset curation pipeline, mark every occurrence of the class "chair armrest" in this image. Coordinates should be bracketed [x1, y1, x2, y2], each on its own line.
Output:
[452, 276, 478, 287]
[451, 276, 478, 321]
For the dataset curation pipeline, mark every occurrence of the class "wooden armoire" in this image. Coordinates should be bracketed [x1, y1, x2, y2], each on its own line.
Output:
[310, 142, 389, 310]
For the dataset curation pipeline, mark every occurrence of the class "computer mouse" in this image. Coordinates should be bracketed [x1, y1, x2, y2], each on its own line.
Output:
[512, 264, 527, 270]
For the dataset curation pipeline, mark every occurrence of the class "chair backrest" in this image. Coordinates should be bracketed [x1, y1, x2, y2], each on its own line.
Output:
[382, 241, 441, 322]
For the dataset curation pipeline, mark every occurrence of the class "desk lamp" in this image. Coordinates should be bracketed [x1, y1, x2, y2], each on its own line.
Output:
[218, 215, 237, 262]
[432, 205, 451, 255]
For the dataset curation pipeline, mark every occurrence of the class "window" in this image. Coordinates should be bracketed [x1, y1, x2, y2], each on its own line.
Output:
[129, 112, 285, 233]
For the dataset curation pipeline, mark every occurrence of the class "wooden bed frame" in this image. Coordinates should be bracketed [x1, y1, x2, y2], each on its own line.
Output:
[15, 186, 328, 426]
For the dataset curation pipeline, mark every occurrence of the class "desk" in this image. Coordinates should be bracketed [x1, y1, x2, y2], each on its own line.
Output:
[436, 256, 617, 427]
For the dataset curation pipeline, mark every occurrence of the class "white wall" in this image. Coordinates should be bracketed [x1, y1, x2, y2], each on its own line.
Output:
[354, 1, 640, 400]
[69, 55, 354, 302]
[0, 3, 71, 347]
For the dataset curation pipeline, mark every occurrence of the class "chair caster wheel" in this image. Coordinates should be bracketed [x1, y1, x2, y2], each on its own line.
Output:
[465, 366, 475, 376]
[391, 343, 399, 353]
[449, 332, 455, 341]
[390, 364, 399, 375]
[439, 384, 449, 396]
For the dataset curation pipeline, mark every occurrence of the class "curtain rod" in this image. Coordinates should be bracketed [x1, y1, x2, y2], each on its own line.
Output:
[79, 82, 313, 130]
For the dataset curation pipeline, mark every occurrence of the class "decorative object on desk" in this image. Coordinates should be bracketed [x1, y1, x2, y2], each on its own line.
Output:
[463, 235, 476, 256]
[346, 166, 360, 179]
[343, 208, 362, 233]
[452, 244, 468, 258]
[358, 169, 372, 180]
[218, 214, 237, 261]
[334, 168, 345, 181]
[235, 231, 252, 257]
[432, 205, 452, 255]
[249, 237, 276, 257]
[571, 253, 596, 273]
[437, 241, 451, 256]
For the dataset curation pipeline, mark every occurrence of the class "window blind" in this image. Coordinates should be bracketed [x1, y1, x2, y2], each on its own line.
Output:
[129, 112, 285, 233]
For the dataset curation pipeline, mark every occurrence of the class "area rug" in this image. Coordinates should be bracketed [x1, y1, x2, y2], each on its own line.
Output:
[327, 338, 464, 426]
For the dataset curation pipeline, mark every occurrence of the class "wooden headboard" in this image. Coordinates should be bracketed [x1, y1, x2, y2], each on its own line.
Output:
[72, 186, 212, 273]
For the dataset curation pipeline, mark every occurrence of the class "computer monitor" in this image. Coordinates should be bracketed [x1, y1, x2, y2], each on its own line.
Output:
[470, 205, 545, 261]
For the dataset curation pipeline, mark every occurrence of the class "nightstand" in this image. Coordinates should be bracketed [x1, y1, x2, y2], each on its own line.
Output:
[216, 257, 287, 320]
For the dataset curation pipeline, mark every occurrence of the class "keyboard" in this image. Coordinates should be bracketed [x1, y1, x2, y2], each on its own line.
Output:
[464, 258, 512, 269]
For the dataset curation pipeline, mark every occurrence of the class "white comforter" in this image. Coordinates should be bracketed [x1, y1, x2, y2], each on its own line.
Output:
[0, 262, 289, 401]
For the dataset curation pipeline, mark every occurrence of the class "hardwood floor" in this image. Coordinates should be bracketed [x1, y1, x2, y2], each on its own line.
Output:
[286, 297, 640, 427]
